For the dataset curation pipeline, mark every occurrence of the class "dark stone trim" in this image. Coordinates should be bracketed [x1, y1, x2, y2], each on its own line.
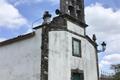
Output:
[71, 69, 84, 74]
[95, 46, 100, 80]
[41, 26, 50, 80]
[33, 14, 88, 30]
[0, 32, 35, 46]
[85, 35, 98, 48]
[33, 24, 48, 30]
[50, 15, 67, 28]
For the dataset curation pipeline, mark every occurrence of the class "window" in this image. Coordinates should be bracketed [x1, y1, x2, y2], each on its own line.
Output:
[68, 6, 75, 17]
[76, 10, 81, 19]
[71, 72, 84, 80]
[72, 38, 81, 57]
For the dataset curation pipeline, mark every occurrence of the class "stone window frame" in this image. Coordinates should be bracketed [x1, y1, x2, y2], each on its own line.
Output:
[72, 37, 82, 57]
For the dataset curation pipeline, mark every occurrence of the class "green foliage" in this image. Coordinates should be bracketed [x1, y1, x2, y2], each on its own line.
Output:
[111, 64, 120, 80]
[111, 64, 120, 73]
[113, 72, 120, 80]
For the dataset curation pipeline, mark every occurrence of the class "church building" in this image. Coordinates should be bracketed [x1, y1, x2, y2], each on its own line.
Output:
[0, 0, 99, 80]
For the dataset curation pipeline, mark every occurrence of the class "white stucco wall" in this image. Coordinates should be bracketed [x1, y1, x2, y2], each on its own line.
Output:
[83, 40, 98, 80]
[67, 21, 85, 36]
[49, 31, 71, 80]
[0, 21, 98, 80]
[48, 31, 98, 80]
[0, 29, 42, 80]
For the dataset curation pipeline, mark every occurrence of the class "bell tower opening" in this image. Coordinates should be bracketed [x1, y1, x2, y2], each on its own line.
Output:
[60, 0, 85, 23]
[76, 10, 81, 19]
[68, 6, 75, 17]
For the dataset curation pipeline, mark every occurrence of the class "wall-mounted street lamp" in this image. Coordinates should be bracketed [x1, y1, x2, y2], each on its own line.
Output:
[92, 34, 107, 80]
[92, 34, 107, 53]
[97, 42, 106, 53]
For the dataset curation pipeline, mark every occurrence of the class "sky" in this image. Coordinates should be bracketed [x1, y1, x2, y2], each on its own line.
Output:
[0, 0, 120, 75]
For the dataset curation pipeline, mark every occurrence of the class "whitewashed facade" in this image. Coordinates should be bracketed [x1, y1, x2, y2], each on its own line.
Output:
[0, 0, 99, 80]
[0, 29, 42, 80]
[49, 20, 98, 80]
[0, 19, 98, 80]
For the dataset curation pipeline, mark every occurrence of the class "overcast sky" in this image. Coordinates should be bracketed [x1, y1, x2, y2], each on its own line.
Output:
[0, 0, 120, 74]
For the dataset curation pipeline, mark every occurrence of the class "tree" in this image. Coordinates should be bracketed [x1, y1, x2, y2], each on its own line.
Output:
[111, 64, 120, 73]
[111, 64, 120, 80]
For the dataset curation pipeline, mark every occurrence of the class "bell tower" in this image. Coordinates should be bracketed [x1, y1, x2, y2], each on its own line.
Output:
[60, 0, 85, 23]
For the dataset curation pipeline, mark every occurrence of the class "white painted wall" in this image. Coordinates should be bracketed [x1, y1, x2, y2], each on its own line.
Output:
[83, 40, 98, 80]
[67, 21, 85, 36]
[0, 20, 97, 80]
[49, 31, 70, 80]
[0, 29, 42, 80]
[48, 31, 98, 80]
